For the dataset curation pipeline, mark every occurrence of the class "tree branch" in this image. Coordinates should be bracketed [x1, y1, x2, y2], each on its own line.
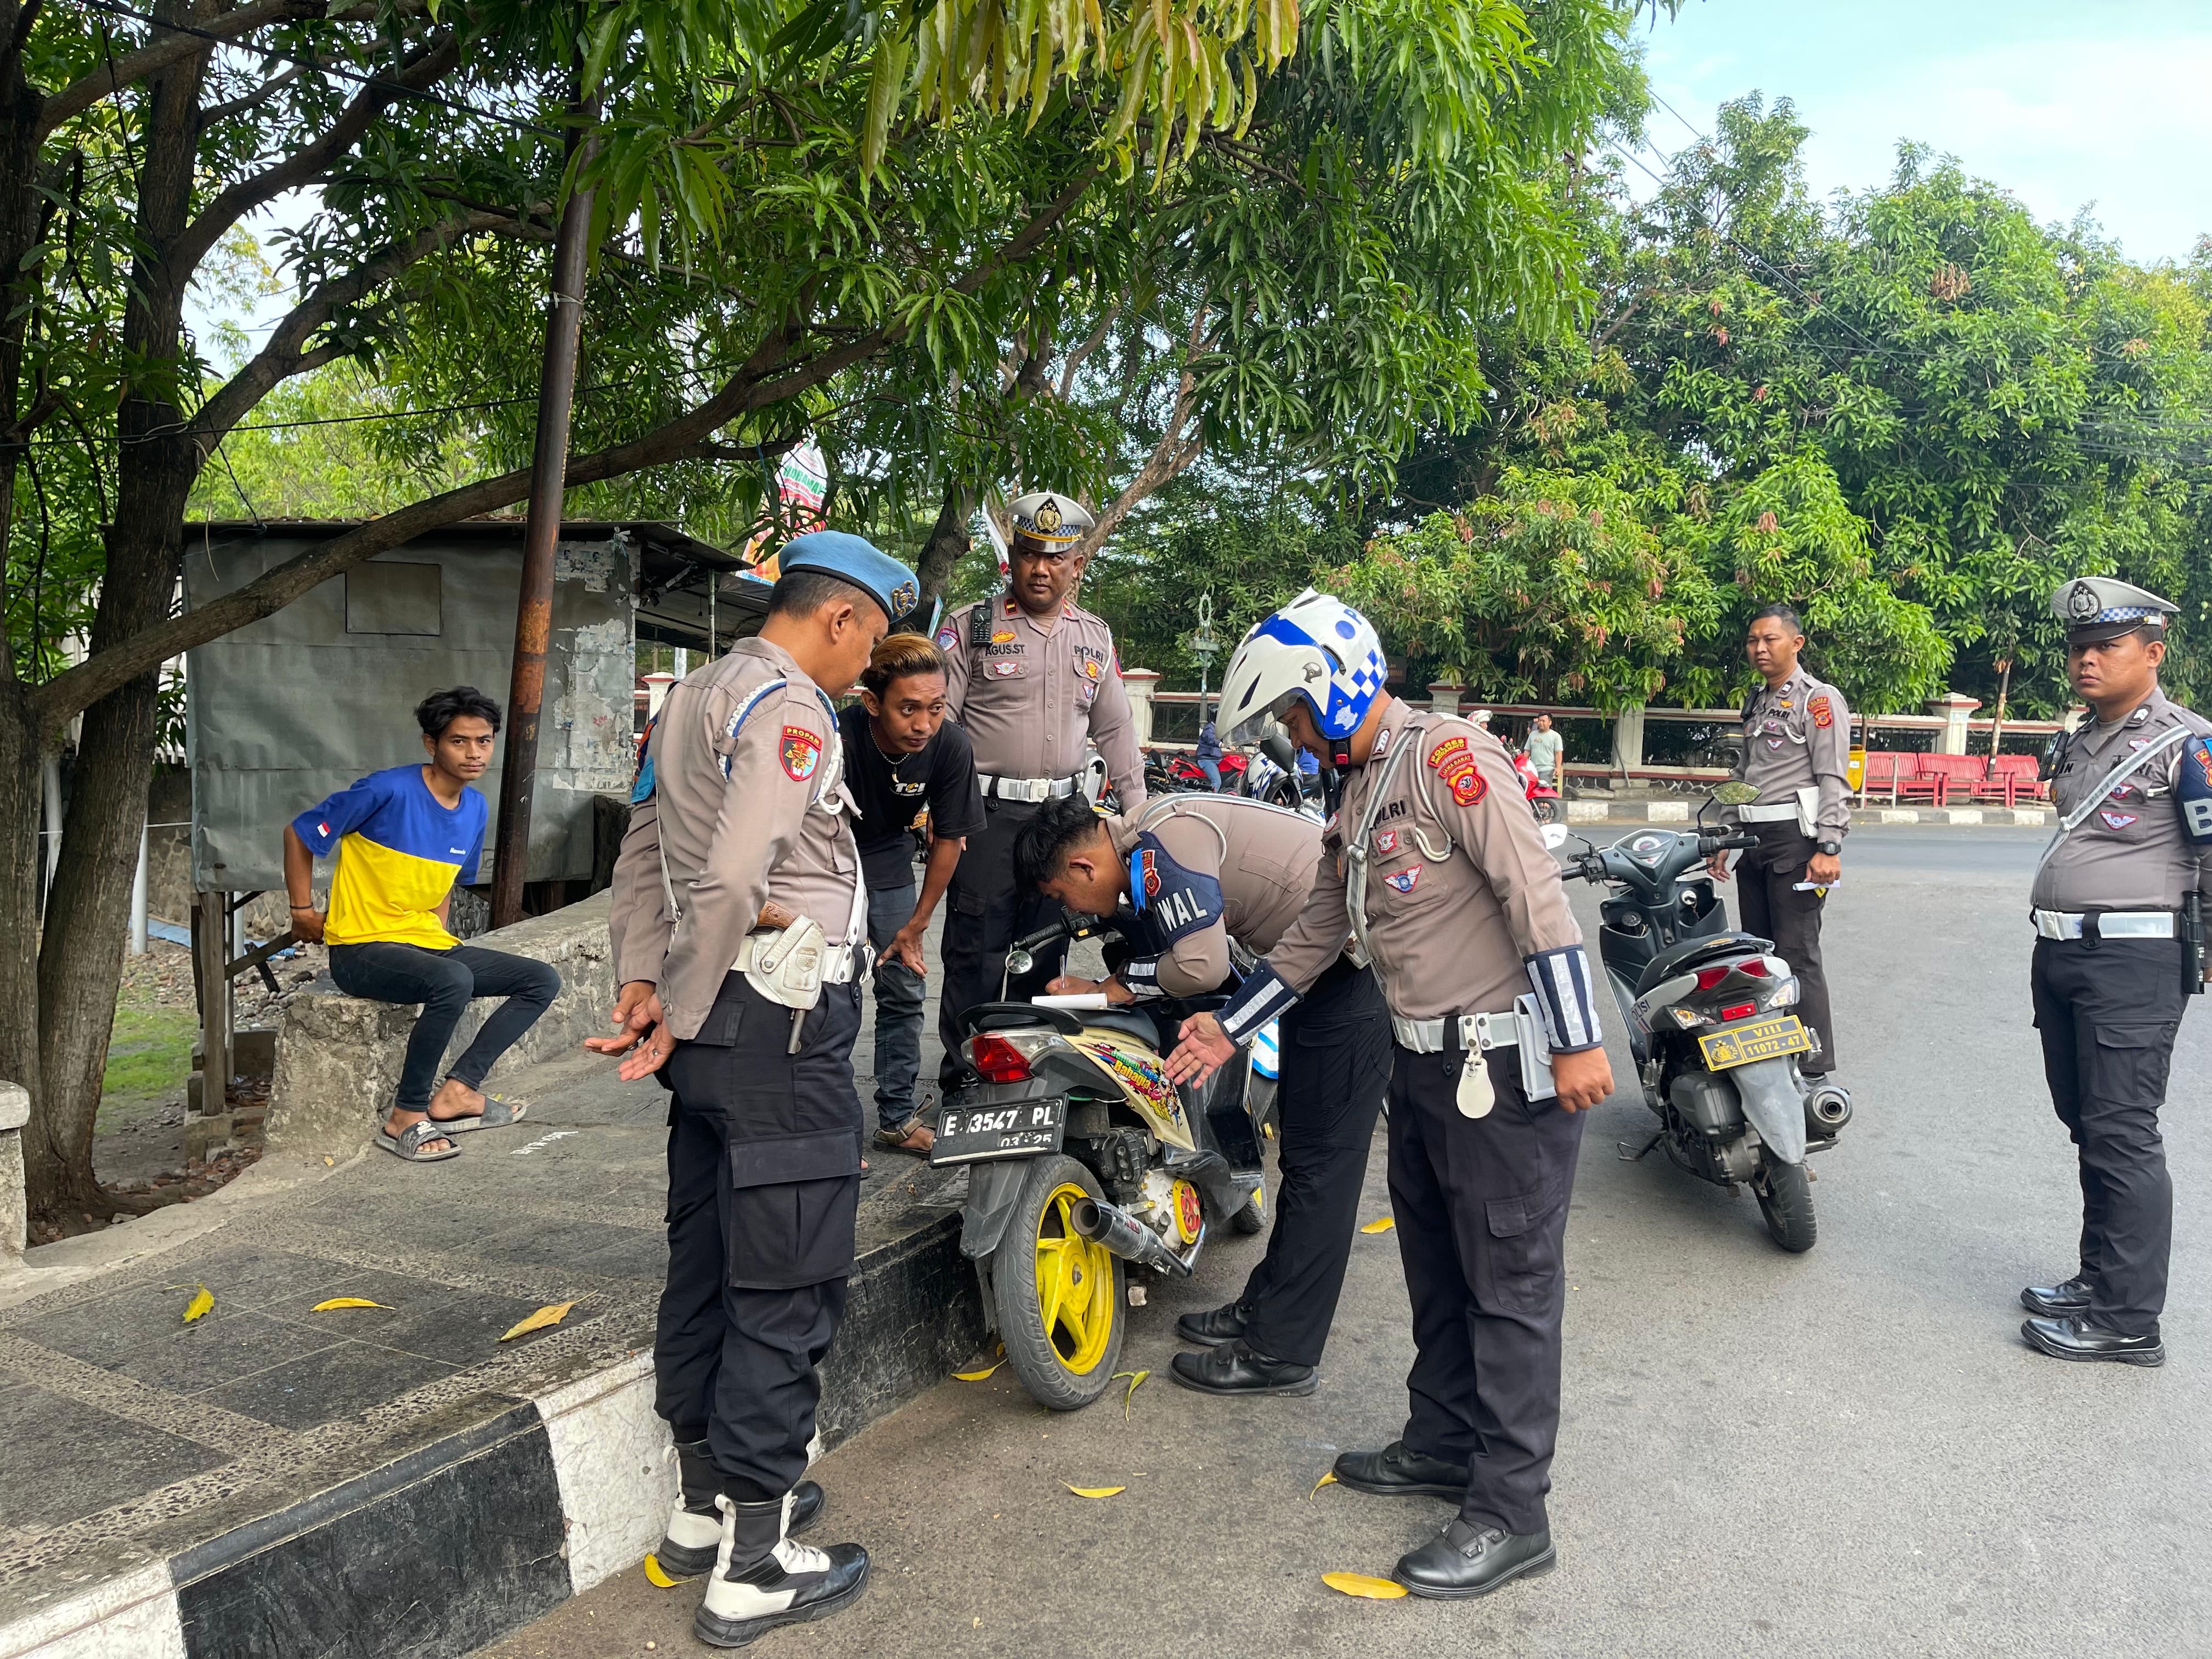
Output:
[166, 29, 461, 288]
[195, 62, 306, 129]
[189, 208, 504, 444]
[40, 0, 323, 138]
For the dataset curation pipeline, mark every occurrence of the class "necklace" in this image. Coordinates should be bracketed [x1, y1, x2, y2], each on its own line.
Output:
[873, 733, 927, 794]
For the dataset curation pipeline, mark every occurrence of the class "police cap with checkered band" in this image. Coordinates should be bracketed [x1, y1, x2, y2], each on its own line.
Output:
[2052, 575, 2179, 646]
[1007, 492, 1095, 553]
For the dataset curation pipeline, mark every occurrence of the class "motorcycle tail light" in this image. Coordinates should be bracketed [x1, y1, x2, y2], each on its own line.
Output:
[1694, 964, 1733, 991]
[1720, 1000, 1757, 1022]
[1736, 958, 1769, 978]
[968, 1034, 1036, 1084]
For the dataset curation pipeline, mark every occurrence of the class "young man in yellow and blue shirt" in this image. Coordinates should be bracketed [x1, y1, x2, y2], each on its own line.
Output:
[282, 686, 560, 1163]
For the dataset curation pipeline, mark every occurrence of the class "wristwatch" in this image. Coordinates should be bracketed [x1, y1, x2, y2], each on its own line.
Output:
[1815, 839, 1842, 857]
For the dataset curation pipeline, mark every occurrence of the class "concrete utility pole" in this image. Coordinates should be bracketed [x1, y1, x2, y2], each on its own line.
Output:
[492, 119, 597, 929]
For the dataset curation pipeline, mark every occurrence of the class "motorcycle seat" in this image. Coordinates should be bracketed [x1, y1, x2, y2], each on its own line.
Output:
[1634, 931, 1773, 996]
[1079, 1007, 1172, 1049]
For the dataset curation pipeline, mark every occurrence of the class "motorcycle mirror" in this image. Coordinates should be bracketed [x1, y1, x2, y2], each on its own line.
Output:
[1260, 731, 1296, 770]
[1539, 823, 1570, 851]
[1712, 780, 1760, 806]
[1004, 948, 1034, 978]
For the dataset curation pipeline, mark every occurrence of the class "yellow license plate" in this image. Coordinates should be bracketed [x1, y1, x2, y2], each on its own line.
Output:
[1696, 1015, 1810, 1071]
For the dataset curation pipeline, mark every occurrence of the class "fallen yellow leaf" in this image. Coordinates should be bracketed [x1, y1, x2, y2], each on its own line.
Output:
[641, 1554, 683, 1588]
[1063, 1483, 1126, 1499]
[1310, 1471, 1338, 1500]
[1359, 1216, 1395, 1234]
[1322, 1572, 1408, 1600]
[953, 1362, 1003, 1381]
[311, 1297, 392, 1311]
[1112, 1368, 1150, 1419]
[183, 1285, 213, 1324]
[499, 1301, 575, 1341]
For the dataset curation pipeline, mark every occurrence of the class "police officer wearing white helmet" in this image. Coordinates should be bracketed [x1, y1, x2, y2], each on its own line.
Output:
[1167, 589, 1612, 1599]
[2020, 575, 2212, 1369]
[932, 491, 1146, 1087]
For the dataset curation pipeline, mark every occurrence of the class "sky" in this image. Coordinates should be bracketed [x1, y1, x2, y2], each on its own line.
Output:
[1637, 0, 2212, 264]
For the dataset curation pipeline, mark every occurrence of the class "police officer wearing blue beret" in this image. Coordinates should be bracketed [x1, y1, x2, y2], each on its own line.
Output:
[2022, 576, 2212, 1369]
[599, 531, 918, 1645]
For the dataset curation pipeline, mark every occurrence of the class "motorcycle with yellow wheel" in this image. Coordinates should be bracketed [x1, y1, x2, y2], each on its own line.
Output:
[933, 917, 1267, 1409]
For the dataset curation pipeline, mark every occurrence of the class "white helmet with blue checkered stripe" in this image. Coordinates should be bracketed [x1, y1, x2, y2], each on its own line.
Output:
[1216, 589, 1387, 752]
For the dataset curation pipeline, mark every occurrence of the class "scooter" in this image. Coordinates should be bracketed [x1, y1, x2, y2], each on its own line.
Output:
[933, 917, 1266, 1409]
[1513, 747, 1561, 824]
[1554, 782, 1850, 1251]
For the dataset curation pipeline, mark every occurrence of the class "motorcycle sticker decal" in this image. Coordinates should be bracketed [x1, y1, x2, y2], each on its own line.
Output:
[1810, 695, 1833, 729]
[1075, 1038, 1181, 1122]
[1385, 864, 1421, 893]
[988, 658, 1024, 678]
[1373, 828, 1400, 855]
[780, 726, 822, 781]
[2100, 810, 2140, 830]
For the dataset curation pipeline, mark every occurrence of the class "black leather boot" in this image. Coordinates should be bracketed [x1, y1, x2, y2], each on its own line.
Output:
[693, 1493, 869, 1649]
[1330, 1441, 1470, 1499]
[656, 1439, 823, 1581]
[1175, 1301, 1248, 1347]
[1168, 1340, 1316, 1396]
[2021, 1314, 2164, 1368]
[1393, 1521, 1556, 1598]
[2019, 1276, 2093, 1318]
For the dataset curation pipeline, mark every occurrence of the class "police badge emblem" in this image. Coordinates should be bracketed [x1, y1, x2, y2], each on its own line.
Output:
[780, 726, 822, 781]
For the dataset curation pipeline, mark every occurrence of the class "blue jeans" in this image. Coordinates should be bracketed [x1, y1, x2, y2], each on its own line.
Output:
[328, 941, 562, 1114]
[866, 881, 927, 1132]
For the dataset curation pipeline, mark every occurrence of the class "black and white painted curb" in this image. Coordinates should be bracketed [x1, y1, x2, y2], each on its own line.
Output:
[2, 1352, 673, 1659]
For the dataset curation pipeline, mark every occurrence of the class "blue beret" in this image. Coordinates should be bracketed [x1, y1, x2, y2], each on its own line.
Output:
[779, 531, 920, 625]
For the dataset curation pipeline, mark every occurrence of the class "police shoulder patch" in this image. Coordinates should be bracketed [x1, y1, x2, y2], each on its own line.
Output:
[934, 623, 959, 651]
[1810, 695, 1833, 729]
[2176, 733, 2212, 843]
[781, 725, 822, 781]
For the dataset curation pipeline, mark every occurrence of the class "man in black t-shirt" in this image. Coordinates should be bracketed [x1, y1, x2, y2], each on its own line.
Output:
[838, 634, 986, 1152]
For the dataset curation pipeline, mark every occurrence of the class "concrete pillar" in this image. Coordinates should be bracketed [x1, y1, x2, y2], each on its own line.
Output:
[1927, 693, 1980, 755]
[642, 672, 676, 719]
[1121, 670, 1160, 746]
[0, 1082, 23, 1259]
[1612, 706, 1646, 774]
[1426, 680, 1465, 714]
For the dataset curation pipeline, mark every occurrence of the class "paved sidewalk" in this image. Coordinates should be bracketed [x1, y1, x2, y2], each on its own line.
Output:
[0, 934, 978, 1659]
[1567, 798, 2052, 827]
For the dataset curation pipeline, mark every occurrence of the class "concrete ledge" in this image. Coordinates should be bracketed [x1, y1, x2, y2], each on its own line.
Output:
[268, 894, 616, 1154]
[1566, 802, 2051, 829]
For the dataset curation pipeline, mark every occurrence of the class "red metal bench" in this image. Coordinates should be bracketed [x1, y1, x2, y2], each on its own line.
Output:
[1971, 753, 2046, 806]
[1899, 753, 1985, 806]
[1857, 751, 1912, 805]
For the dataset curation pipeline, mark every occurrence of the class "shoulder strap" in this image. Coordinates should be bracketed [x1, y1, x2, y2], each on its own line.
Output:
[2034, 723, 2192, 879]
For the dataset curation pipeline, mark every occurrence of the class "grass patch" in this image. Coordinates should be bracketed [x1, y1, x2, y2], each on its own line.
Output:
[101, 1006, 196, 1121]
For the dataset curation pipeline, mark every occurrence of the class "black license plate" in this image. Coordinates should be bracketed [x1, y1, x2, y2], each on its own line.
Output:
[930, 1097, 1066, 1166]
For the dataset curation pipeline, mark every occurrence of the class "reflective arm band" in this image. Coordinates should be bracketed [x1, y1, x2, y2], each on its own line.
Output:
[1525, 947, 1603, 1053]
[1218, 964, 1300, 1044]
[1118, 955, 1166, 1001]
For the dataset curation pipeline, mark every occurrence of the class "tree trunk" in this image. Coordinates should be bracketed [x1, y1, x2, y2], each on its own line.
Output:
[916, 478, 978, 612]
[27, 18, 206, 1227]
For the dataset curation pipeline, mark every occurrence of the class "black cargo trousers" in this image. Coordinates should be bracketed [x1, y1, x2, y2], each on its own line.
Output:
[1735, 826, 1837, 1076]
[1237, 958, 1391, 1367]
[1390, 1040, 1587, 1537]
[936, 794, 1068, 1088]
[2031, 935, 2189, 1340]
[655, 973, 865, 1502]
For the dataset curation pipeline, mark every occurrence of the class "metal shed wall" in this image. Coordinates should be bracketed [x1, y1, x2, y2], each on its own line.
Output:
[183, 526, 636, 893]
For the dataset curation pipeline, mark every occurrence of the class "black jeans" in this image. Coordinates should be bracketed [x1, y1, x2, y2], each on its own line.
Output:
[1736, 827, 1837, 1075]
[328, 942, 562, 1114]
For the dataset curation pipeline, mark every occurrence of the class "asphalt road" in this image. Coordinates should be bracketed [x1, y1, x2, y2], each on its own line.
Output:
[481, 826, 2210, 1658]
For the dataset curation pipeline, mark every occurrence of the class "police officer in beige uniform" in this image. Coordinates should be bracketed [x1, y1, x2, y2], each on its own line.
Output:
[1011, 790, 1391, 1396]
[1709, 602, 1852, 1080]
[2019, 577, 2212, 1369]
[593, 534, 917, 1649]
[933, 492, 1146, 1086]
[1167, 590, 1612, 1600]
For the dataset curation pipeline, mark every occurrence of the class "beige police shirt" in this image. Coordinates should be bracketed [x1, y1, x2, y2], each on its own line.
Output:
[2032, 686, 2212, 913]
[607, 638, 861, 1042]
[1257, 702, 1587, 1026]
[1106, 795, 1327, 997]
[1728, 668, 1853, 838]
[937, 593, 1146, 804]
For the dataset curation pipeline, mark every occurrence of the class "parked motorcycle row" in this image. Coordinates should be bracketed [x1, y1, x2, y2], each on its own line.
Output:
[934, 757, 1849, 1411]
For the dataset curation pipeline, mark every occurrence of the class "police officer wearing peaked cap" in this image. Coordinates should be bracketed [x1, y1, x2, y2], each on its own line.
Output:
[596, 530, 916, 1646]
[2020, 575, 2212, 1369]
[933, 491, 1147, 1087]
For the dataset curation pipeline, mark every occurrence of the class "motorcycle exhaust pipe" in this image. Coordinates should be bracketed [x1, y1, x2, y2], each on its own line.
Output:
[1804, 1082, 1852, 1137]
[1068, 1197, 1195, 1277]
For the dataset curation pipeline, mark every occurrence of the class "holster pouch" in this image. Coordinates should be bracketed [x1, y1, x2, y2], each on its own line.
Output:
[1794, 785, 1820, 838]
[743, 918, 827, 1011]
